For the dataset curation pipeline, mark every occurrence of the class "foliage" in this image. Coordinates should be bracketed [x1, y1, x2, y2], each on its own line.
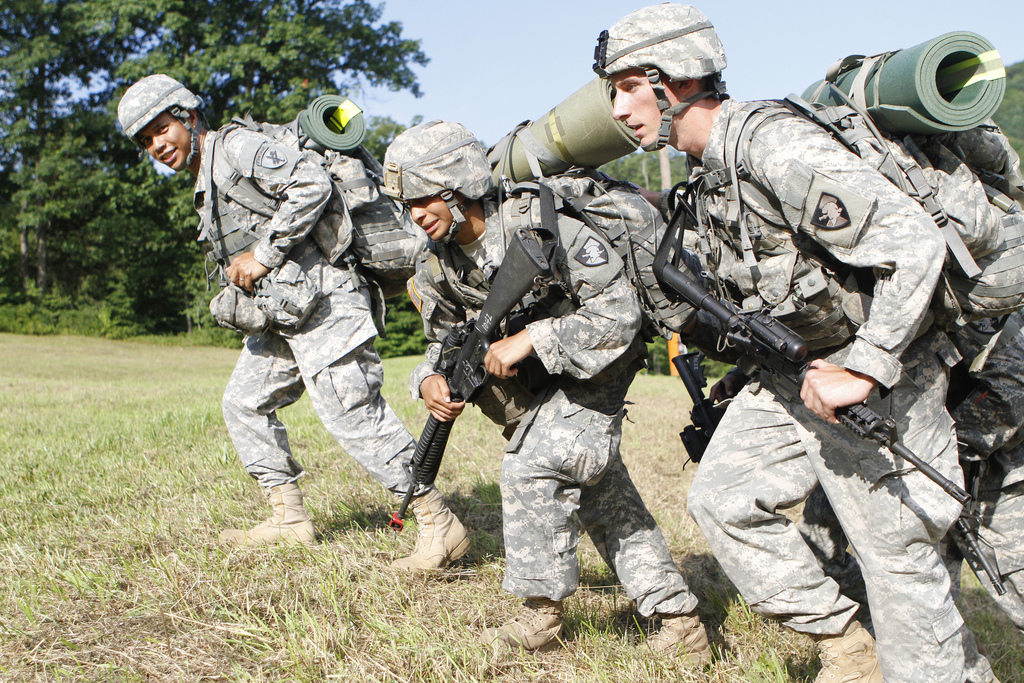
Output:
[361, 113, 422, 162]
[994, 61, 1024, 159]
[377, 291, 428, 358]
[599, 148, 688, 191]
[0, 0, 426, 341]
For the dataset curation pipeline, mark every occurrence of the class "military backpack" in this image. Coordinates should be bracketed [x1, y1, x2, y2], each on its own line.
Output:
[709, 95, 1024, 332]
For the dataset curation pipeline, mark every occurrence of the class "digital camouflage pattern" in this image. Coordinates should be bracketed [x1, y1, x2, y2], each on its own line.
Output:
[597, 4, 726, 82]
[689, 335, 964, 682]
[800, 311, 1024, 673]
[680, 94, 969, 681]
[197, 126, 331, 271]
[692, 98, 949, 387]
[194, 124, 421, 497]
[407, 187, 698, 617]
[382, 119, 493, 202]
[117, 74, 203, 140]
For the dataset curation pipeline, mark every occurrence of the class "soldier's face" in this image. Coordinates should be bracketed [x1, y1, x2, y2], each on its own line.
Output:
[137, 111, 193, 173]
[407, 195, 454, 242]
[610, 69, 662, 148]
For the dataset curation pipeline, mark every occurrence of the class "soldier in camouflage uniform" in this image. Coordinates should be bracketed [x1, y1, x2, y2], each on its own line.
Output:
[381, 120, 710, 662]
[595, 5, 969, 681]
[799, 311, 1024, 682]
[116, 75, 470, 570]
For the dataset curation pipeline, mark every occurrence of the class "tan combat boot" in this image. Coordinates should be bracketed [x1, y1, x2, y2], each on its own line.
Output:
[480, 597, 565, 651]
[391, 487, 471, 571]
[647, 610, 712, 666]
[813, 620, 883, 683]
[219, 483, 317, 547]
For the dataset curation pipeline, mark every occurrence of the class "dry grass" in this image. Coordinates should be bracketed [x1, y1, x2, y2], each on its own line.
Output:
[1, 333, 1020, 682]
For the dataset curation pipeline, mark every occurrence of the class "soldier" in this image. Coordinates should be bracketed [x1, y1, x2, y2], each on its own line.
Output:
[594, 5, 968, 681]
[382, 120, 710, 662]
[116, 75, 469, 571]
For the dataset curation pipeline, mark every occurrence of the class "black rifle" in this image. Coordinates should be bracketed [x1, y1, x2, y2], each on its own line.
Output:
[672, 351, 726, 463]
[390, 228, 553, 531]
[654, 189, 1006, 594]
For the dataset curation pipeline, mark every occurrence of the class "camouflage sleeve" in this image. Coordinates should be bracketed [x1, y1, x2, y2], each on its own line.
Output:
[527, 216, 641, 379]
[748, 117, 946, 388]
[406, 258, 464, 399]
[220, 129, 332, 269]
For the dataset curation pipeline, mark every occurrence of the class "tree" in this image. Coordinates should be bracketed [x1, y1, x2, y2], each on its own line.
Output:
[113, 0, 428, 128]
[599, 148, 688, 191]
[994, 60, 1024, 159]
[0, 0, 143, 295]
[0, 0, 428, 338]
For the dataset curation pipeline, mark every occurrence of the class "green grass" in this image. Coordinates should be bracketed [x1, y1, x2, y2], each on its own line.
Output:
[0, 333, 1020, 682]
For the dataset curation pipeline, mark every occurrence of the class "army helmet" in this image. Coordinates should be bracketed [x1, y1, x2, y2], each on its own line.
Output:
[593, 4, 727, 82]
[117, 74, 203, 142]
[382, 120, 494, 203]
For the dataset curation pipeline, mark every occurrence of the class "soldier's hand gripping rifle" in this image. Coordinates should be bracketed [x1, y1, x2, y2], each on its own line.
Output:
[390, 228, 553, 532]
[653, 185, 1006, 594]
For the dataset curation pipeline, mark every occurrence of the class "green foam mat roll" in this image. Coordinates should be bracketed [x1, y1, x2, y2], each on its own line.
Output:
[803, 31, 1006, 135]
[298, 95, 367, 152]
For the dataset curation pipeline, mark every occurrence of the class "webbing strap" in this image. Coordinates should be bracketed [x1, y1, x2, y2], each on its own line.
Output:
[903, 164, 982, 278]
[335, 176, 375, 192]
[603, 22, 713, 69]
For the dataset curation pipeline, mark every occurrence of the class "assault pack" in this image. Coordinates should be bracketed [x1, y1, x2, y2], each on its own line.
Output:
[204, 112, 424, 299]
[503, 168, 696, 340]
[783, 92, 1024, 328]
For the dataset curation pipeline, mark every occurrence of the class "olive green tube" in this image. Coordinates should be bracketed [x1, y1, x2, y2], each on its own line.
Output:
[489, 78, 639, 183]
[298, 95, 367, 152]
[803, 31, 1005, 135]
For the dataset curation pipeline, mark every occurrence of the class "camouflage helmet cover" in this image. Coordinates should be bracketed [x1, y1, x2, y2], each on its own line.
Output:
[117, 74, 203, 140]
[595, 4, 727, 82]
[382, 120, 494, 202]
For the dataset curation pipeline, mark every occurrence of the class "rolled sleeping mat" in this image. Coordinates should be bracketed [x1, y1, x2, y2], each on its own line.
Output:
[802, 31, 1005, 135]
[298, 95, 367, 152]
[489, 77, 639, 184]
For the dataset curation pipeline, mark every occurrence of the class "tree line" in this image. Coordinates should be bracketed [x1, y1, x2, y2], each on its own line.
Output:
[1, 2, 1022, 357]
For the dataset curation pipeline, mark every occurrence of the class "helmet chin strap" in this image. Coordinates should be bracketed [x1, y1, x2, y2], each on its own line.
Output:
[439, 190, 467, 243]
[171, 107, 202, 169]
[643, 69, 716, 152]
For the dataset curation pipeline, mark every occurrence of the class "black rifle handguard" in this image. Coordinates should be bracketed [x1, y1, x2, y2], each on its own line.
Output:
[390, 228, 554, 532]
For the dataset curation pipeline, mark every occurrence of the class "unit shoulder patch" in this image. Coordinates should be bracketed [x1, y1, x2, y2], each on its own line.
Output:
[574, 237, 609, 267]
[810, 192, 851, 230]
[255, 144, 288, 170]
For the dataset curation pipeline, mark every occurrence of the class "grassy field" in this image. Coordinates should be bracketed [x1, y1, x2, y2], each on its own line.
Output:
[1, 333, 1020, 682]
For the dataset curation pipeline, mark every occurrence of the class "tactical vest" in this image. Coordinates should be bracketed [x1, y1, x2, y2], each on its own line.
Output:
[201, 116, 424, 299]
[691, 99, 1024, 350]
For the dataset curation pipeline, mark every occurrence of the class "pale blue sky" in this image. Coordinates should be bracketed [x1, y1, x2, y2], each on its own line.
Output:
[357, 0, 1024, 147]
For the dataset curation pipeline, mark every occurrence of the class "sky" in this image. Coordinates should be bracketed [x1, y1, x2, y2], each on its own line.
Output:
[355, 0, 1024, 148]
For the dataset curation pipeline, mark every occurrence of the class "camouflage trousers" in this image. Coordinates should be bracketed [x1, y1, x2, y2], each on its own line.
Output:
[222, 333, 417, 494]
[688, 341, 966, 683]
[800, 484, 1003, 682]
[500, 382, 697, 618]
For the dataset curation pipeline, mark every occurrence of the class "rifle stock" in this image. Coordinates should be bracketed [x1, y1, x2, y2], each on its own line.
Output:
[390, 228, 553, 531]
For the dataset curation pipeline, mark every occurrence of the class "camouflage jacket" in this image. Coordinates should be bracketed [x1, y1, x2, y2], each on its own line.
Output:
[408, 194, 645, 401]
[194, 125, 378, 372]
[688, 98, 952, 388]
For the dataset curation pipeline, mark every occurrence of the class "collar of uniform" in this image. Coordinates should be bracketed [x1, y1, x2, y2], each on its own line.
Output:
[696, 96, 734, 176]
[192, 134, 214, 211]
